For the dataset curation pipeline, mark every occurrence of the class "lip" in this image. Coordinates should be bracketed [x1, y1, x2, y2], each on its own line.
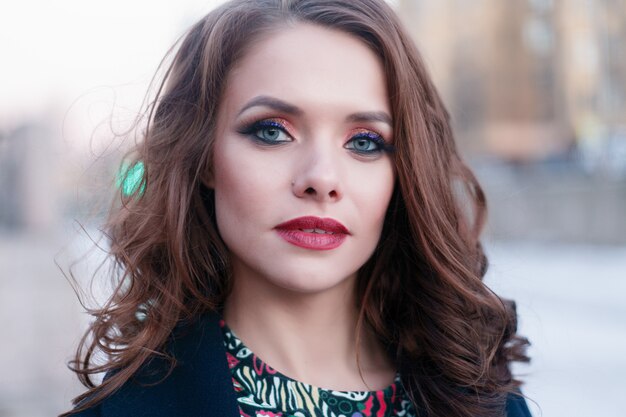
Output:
[274, 216, 350, 250]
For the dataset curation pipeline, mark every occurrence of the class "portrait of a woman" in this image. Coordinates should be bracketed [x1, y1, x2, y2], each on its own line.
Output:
[64, 1, 532, 416]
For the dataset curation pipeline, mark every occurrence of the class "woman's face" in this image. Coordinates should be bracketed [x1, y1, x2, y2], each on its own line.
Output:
[210, 23, 395, 295]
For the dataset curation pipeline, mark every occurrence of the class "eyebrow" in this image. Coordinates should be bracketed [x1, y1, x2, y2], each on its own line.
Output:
[237, 95, 392, 126]
[238, 96, 303, 117]
[346, 111, 392, 126]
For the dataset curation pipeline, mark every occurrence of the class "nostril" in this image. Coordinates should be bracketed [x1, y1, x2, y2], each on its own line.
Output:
[296, 185, 340, 201]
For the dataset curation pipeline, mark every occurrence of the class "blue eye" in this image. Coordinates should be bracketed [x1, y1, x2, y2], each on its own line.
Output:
[349, 137, 379, 152]
[239, 120, 291, 144]
[345, 131, 393, 155]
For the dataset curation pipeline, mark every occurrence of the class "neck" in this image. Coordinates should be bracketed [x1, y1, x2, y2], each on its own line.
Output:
[222, 271, 395, 391]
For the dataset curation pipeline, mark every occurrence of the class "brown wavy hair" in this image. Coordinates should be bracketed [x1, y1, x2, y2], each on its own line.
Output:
[66, 0, 530, 416]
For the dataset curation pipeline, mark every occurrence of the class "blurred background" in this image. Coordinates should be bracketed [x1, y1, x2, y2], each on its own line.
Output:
[0, 0, 624, 416]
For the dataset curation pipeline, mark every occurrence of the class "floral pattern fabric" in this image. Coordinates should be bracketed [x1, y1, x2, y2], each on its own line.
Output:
[219, 319, 416, 417]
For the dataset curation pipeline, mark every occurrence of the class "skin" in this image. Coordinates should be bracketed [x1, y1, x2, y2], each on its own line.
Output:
[208, 23, 396, 391]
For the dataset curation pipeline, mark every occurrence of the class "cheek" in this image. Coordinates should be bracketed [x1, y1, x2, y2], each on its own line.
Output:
[212, 142, 247, 242]
[215, 166, 259, 211]
[211, 141, 284, 242]
[214, 137, 257, 203]
[352, 161, 395, 230]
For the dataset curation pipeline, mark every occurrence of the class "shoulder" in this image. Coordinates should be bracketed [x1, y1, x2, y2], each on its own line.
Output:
[505, 389, 533, 417]
[71, 404, 101, 417]
[67, 311, 240, 417]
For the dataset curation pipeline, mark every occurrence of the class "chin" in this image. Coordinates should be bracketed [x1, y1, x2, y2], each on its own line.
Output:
[265, 268, 357, 295]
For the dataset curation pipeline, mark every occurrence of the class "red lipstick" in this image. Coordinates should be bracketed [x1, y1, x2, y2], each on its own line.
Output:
[274, 216, 349, 250]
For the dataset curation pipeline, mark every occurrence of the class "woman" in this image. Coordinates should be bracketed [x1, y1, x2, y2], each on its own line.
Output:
[65, 0, 531, 416]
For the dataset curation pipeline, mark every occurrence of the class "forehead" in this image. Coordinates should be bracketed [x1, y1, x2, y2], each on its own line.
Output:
[219, 23, 390, 118]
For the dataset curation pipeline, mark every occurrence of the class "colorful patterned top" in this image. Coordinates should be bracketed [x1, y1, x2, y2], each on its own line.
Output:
[219, 319, 417, 417]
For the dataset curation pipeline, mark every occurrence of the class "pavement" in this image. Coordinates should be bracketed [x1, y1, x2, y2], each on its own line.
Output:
[485, 240, 626, 417]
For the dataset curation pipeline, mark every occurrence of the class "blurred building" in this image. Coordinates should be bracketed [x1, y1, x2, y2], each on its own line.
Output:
[397, 0, 626, 243]
[397, 0, 626, 163]
[0, 130, 21, 229]
[0, 122, 60, 232]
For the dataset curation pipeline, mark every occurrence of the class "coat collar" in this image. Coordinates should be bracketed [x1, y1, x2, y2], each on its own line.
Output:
[101, 311, 240, 417]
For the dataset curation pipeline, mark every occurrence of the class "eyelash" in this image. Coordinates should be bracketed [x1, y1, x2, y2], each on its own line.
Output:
[237, 119, 394, 156]
[238, 119, 291, 145]
[347, 129, 395, 155]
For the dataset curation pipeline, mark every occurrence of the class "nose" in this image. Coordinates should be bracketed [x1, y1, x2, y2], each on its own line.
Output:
[292, 145, 343, 203]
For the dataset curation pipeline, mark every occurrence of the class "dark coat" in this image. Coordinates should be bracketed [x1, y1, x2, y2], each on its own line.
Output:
[71, 312, 532, 416]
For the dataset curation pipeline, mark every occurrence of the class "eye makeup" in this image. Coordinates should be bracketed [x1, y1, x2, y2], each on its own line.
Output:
[236, 117, 294, 145]
[345, 128, 395, 156]
[235, 117, 395, 156]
